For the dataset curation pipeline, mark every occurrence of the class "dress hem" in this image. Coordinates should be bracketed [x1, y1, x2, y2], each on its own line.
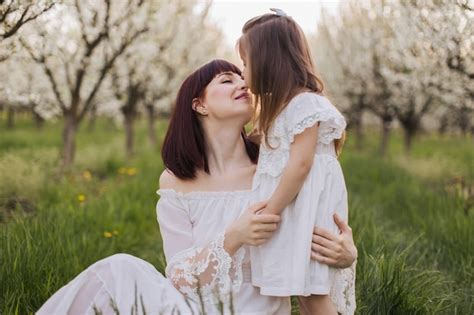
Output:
[252, 280, 331, 297]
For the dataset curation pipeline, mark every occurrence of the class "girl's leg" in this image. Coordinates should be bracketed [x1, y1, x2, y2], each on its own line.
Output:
[296, 296, 311, 315]
[301, 294, 337, 315]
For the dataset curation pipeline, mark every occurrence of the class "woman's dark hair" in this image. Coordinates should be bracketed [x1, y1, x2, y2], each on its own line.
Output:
[161, 59, 259, 180]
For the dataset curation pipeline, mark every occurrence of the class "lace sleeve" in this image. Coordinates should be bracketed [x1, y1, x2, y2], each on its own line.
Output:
[156, 191, 245, 304]
[165, 233, 245, 304]
[286, 93, 346, 144]
[330, 261, 357, 315]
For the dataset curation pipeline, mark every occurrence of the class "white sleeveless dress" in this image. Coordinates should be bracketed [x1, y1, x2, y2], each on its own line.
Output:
[249, 93, 356, 312]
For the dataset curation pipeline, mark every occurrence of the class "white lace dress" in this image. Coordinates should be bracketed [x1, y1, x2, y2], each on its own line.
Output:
[249, 93, 356, 314]
[37, 189, 291, 315]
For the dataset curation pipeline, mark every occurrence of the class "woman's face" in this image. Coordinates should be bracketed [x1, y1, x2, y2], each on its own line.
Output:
[198, 71, 252, 123]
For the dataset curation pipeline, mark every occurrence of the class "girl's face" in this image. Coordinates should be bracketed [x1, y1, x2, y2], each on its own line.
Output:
[241, 61, 251, 91]
[196, 71, 252, 122]
[239, 44, 252, 89]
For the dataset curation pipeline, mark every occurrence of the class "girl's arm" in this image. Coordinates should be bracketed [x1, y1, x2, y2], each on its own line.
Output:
[263, 124, 319, 215]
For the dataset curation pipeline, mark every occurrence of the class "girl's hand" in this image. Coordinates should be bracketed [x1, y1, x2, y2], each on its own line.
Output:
[225, 201, 280, 254]
[311, 213, 357, 268]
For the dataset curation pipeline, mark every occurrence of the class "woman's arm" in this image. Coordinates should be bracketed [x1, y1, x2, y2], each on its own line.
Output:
[263, 124, 319, 215]
[158, 197, 279, 302]
[157, 171, 280, 302]
[158, 194, 246, 304]
[311, 213, 357, 268]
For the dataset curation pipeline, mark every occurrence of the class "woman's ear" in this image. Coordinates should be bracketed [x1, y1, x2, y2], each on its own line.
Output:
[192, 98, 208, 115]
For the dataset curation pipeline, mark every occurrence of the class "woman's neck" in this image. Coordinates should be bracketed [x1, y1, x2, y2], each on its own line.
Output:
[202, 123, 252, 175]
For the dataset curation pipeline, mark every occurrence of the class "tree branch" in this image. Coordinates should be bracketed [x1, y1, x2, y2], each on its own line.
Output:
[74, 0, 91, 47]
[0, 2, 14, 24]
[20, 38, 68, 112]
[78, 26, 148, 122]
[71, 0, 112, 113]
[1, 2, 55, 40]
[420, 96, 433, 116]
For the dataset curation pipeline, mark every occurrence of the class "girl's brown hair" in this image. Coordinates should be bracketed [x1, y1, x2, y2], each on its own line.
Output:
[238, 13, 345, 155]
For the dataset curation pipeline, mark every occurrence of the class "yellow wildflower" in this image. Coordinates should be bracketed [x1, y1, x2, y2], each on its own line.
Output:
[99, 185, 108, 193]
[118, 167, 127, 175]
[103, 231, 113, 238]
[82, 170, 92, 181]
[78, 194, 86, 202]
[127, 168, 137, 176]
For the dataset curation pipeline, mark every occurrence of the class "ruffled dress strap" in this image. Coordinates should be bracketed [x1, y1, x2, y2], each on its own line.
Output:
[285, 93, 346, 144]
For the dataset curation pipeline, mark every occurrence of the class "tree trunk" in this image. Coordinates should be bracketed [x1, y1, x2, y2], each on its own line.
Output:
[0, 103, 3, 128]
[107, 117, 116, 130]
[121, 85, 141, 159]
[124, 113, 134, 159]
[33, 112, 44, 130]
[438, 114, 448, 135]
[403, 127, 415, 154]
[88, 112, 96, 132]
[61, 113, 78, 170]
[7, 106, 14, 129]
[379, 118, 392, 157]
[458, 107, 470, 137]
[351, 100, 365, 150]
[146, 104, 157, 149]
[354, 118, 364, 151]
[399, 112, 421, 155]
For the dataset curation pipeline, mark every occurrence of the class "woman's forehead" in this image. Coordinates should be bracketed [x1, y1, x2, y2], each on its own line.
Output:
[204, 71, 243, 94]
[214, 71, 241, 79]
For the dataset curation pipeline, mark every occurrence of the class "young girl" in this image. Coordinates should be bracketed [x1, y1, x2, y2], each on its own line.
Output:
[238, 9, 356, 315]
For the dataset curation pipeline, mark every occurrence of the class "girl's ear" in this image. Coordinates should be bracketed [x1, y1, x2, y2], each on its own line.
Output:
[192, 98, 208, 115]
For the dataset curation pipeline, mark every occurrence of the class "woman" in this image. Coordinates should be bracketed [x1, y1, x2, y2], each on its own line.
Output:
[37, 60, 356, 314]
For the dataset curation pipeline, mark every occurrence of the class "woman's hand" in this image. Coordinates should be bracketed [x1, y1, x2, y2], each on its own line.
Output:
[224, 201, 280, 255]
[311, 213, 357, 268]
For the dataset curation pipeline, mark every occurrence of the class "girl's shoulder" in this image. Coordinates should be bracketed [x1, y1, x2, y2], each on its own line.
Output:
[285, 92, 334, 113]
[283, 92, 346, 133]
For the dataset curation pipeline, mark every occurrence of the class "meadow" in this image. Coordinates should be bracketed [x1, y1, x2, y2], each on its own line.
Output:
[0, 117, 472, 314]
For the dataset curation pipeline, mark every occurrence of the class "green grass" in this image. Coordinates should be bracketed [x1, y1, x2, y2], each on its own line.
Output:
[0, 118, 473, 314]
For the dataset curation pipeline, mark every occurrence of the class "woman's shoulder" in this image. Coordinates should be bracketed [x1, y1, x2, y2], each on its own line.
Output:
[159, 169, 201, 193]
[159, 169, 217, 195]
[159, 165, 256, 196]
[159, 169, 181, 190]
